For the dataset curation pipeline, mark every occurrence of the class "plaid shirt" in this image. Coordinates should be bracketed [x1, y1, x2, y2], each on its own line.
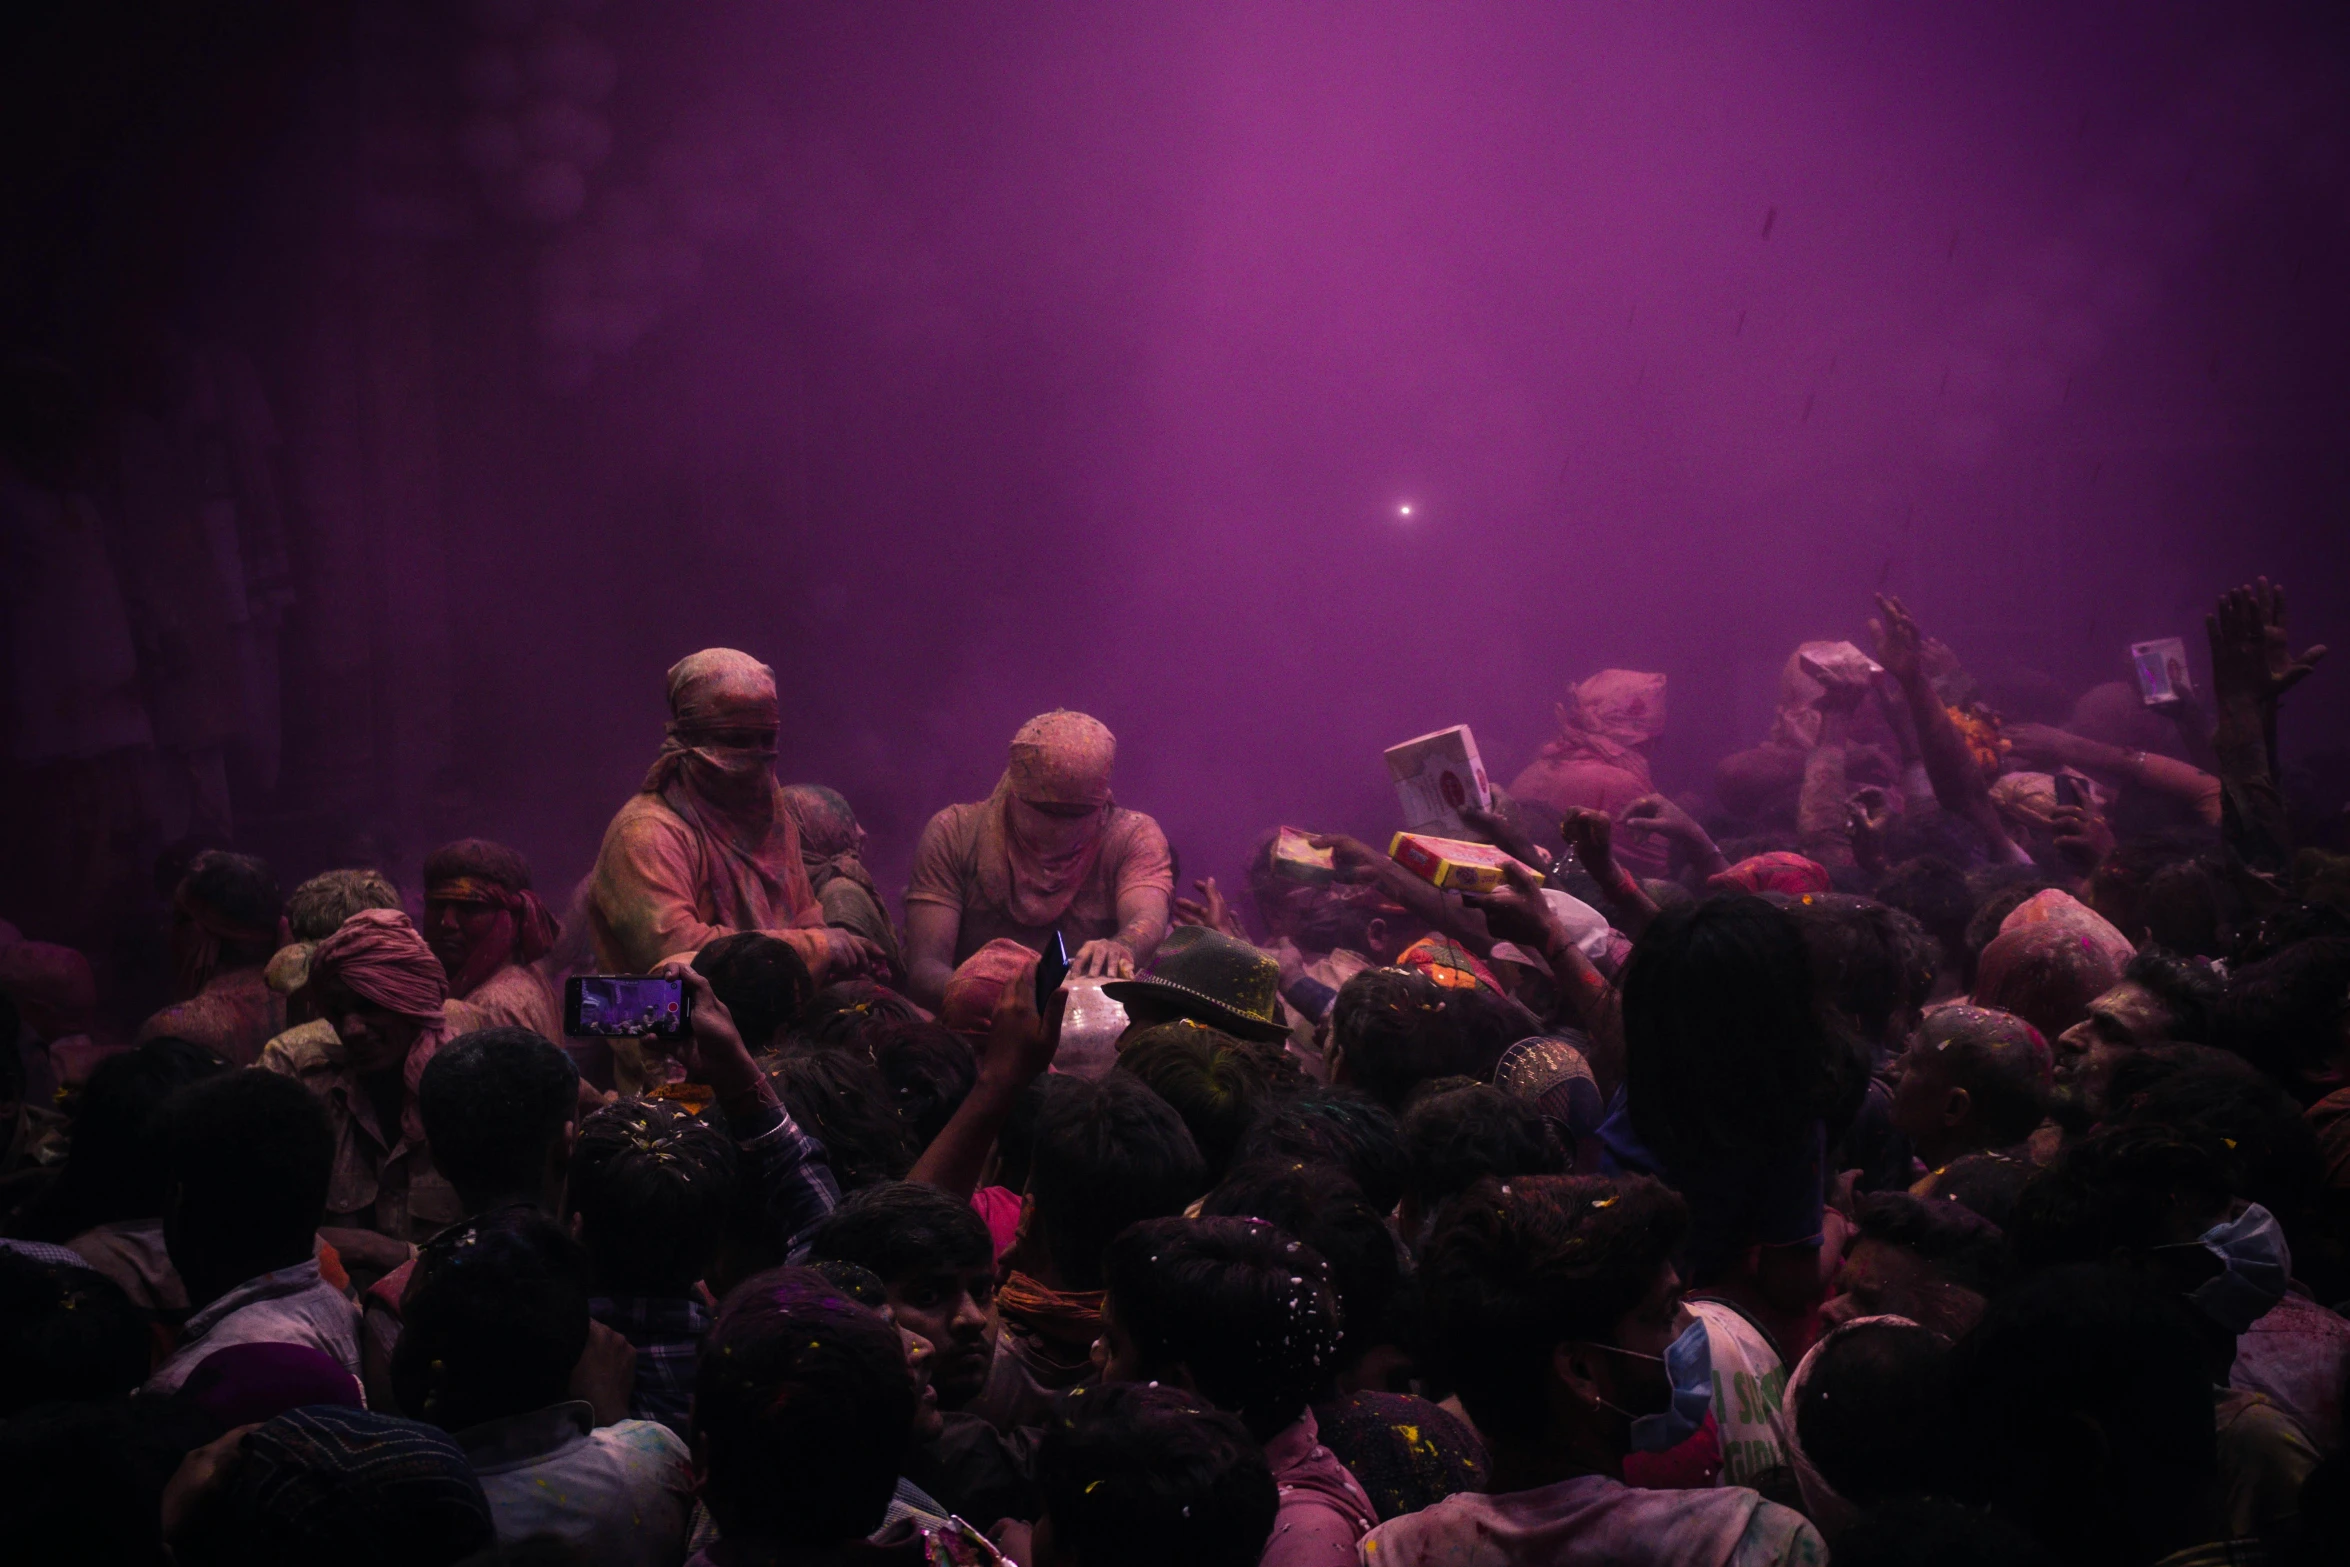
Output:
[734, 1098, 841, 1263]
[588, 1295, 711, 1439]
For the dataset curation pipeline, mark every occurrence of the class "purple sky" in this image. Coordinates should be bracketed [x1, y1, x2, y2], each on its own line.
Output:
[428, 1, 2350, 900]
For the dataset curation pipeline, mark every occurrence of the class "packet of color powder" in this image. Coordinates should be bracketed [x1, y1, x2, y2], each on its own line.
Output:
[1387, 831, 1529, 894]
[1271, 826, 1337, 884]
[2130, 638, 2191, 707]
[1385, 725, 1492, 834]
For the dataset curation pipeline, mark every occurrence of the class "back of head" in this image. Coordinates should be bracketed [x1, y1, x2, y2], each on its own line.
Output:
[764, 1048, 913, 1192]
[1914, 1004, 2051, 1147]
[421, 838, 533, 893]
[1037, 1380, 1277, 1567]
[182, 1405, 494, 1567]
[692, 932, 815, 1053]
[2120, 948, 2223, 1045]
[1950, 1264, 2216, 1562]
[2103, 1044, 2320, 1223]
[872, 1020, 977, 1149]
[1852, 1191, 2017, 1299]
[2005, 1121, 2235, 1272]
[1419, 1174, 1688, 1447]
[2218, 934, 2350, 1091]
[283, 868, 404, 942]
[161, 1071, 333, 1290]
[1971, 920, 2121, 1043]
[178, 849, 284, 969]
[393, 1209, 590, 1432]
[1029, 1074, 1207, 1290]
[1231, 1086, 1409, 1215]
[1331, 966, 1461, 1109]
[1203, 1159, 1403, 1373]
[1872, 856, 1974, 981]
[416, 1028, 579, 1212]
[1104, 1216, 1344, 1440]
[1622, 894, 1834, 1158]
[1794, 895, 1938, 1048]
[1443, 985, 1535, 1082]
[808, 1179, 993, 1283]
[1796, 1319, 1952, 1509]
[695, 1266, 916, 1547]
[38, 1036, 226, 1234]
[795, 980, 923, 1053]
[1402, 1084, 1567, 1216]
[1115, 1023, 1273, 1181]
[0, 1253, 148, 1414]
[568, 1097, 737, 1294]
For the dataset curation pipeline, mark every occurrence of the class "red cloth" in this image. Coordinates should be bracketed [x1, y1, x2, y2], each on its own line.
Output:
[1396, 935, 1502, 994]
[1708, 853, 1833, 898]
[425, 875, 561, 999]
[941, 937, 1036, 1039]
[307, 909, 452, 1145]
[1972, 918, 2125, 1045]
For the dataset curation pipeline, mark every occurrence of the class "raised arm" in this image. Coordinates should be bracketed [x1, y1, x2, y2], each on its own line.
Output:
[1870, 594, 2030, 866]
[1563, 809, 1660, 939]
[2207, 577, 2326, 891]
[908, 955, 1061, 1200]
[1616, 794, 1731, 884]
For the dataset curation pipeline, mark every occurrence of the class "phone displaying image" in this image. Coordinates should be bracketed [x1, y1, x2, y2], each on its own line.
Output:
[566, 975, 691, 1038]
[2131, 638, 2190, 708]
[1036, 930, 1071, 1011]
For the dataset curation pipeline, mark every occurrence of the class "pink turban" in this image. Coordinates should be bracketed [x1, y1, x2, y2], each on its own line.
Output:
[309, 909, 448, 1021]
[941, 938, 1037, 1040]
[1709, 852, 1834, 898]
[1973, 914, 2126, 1045]
[1999, 889, 2134, 971]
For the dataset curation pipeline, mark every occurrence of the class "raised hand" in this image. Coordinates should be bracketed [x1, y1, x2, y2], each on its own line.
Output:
[1618, 793, 1700, 843]
[2208, 577, 2327, 707]
[1171, 876, 1250, 941]
[1868, 594, 1925, 687]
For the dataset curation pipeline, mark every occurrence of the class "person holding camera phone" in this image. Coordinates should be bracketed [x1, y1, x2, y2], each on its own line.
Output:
[586, 649, 884, 983]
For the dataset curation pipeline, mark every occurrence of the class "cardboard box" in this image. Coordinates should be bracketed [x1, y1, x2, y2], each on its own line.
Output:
[1385, 725, 1492, 834]
[1387, 831, 1528, 894]
[1271, 826, 1336, 884]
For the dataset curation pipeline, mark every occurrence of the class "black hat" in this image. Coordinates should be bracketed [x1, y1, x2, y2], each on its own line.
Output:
[1103, 928, 1289, 1044]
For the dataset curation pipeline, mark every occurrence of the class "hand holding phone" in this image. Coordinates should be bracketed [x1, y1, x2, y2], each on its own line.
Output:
[1035, 930, 1071, 1011]
[2052, 772, 2085, 811]
[565, 975, 692, 1038]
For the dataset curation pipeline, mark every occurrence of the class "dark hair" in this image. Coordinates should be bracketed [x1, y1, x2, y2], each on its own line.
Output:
[1924, 1150, 2038, 1232]
[0, 1401, 184, 1566]
[1834, 1497, 2061, 1567]
[1949, 1265, 2216, 1560]
[1202, 1159, 1404, 1372]
[692, 933, 815, 1052]
[993, 1075, 1061, 1197]
[2218, 936, 2350, 1091]
[422, 839, 534, 892]
[765, 1048, 914, 1193]
[694, 1267, 915, 1545]
[1621, 895, 1844, 1159]
[1028, 1074, 1207, 1290]
[872, 1021, 976, 1150]
[178, 850, 284, 966]
[161, 1071, 333, 1287]
[1793, 896, 1937, 1048]
[1231, 1086, 1409, 1215]
[416, 1028, 579, 1212]
[2005, 1122, 2236, 1271]
[393, 1210, 590, 1432]
[2089, 837, 2227, 958]
[808, 1179, 993, 1283]
[1331, 967, 1461, 1109]
[1443, 987, 1535, 1082]
[1115, 1023, 1273, 1181]
[1402, 1085, 1567, 1215]
[1419, 1174, 1688, 1446]
[1852, 1191, 2016, 1298]
[1797, 1320, 1951, 1508]
[568, 1098, 737, 1294]
[1037, 1381, 1278, 1567]
[2118, 949, 2222, 1046]
[16, 1037, 225, 1241]
[0, 1253, 149, 1414]
[1104, 1216, 1344, 1440]
[794, 980, 925, 1054]
[2102, 1044, 2321, 1224]
[1872, 856, 1974, 984]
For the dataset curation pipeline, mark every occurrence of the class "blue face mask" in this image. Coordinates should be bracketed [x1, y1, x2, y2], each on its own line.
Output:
[2173, 1203, 2291, 1336]
[1600, 1317, 1714, 1453]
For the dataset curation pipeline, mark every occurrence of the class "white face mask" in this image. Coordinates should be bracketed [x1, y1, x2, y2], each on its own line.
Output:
[2162, 1203, 2291, 1336]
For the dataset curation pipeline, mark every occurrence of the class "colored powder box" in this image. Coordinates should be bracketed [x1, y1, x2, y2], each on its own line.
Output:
[1272, 826, 1337, 884]
[1387, 831, 1526, 893]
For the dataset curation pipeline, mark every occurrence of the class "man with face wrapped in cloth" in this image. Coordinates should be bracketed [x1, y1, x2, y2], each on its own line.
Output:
[587, 650, 882, 981]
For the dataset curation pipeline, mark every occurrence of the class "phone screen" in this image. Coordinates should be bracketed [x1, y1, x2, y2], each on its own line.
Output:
[566, 975, 689, 1038]
[1036, 930, 1072, 1010]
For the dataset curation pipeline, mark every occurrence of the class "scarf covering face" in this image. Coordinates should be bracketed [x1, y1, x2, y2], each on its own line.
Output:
[308, 908, 451, 1144]
[974, 711, 1118, 929]
[1539, 669, 1666, 789]
[639, 648, 821, 936]
[423, 839, 562, 999]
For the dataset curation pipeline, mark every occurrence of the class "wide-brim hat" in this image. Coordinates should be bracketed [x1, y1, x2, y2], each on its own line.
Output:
[1103, 927, 1290, 1043]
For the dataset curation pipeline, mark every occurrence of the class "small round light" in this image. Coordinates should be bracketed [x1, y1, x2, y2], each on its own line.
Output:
[1398, 504, 1413, 517]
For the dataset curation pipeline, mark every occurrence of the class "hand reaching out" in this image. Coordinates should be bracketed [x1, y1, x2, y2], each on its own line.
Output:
[1307, 833, 1387, 885]
[1068, 938, 1136, 981]
[2209, 577, 2327, 708]
[1464, 860, 1566, 954]
[1618, 793, 1701, 844]
[1461, 805, 1554, 875]
[1561, 808, 1625, 891]
[986, 952, 1062, 1086]
[1171, 877, 1251, 942]
[1846, 785, 1893, 841]
[1868, 594, 1925, 687]
[2049, 802, 2115, 875]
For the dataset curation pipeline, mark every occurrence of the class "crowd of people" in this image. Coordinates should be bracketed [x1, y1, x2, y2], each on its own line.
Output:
[3, 575, 2348, 1567]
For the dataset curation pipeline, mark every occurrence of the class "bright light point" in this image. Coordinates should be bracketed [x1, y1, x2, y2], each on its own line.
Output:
[1398, 504, 1413, 517]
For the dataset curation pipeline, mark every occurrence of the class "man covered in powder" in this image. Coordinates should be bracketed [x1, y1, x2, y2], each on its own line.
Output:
[901, 709, 1174, 1009]
[421, 838, 563, 1040]
[588, 649, 881, 981]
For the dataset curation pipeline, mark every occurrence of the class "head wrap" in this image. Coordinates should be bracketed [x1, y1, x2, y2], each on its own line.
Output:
[1493, 1035, 1604, 1141]
[1394, 935, 1501, 994]
[635, 649, 821, 939]
[211, 1406, 494, 1566]
[975, 711, 1119, 928]
[941, 938, 1037, 1040]
[1781, 1315, 1923, 1544]
[1538, 669, 1665, 782]
[1998, 888, 2134, 970]
[307, 909, 452, 1142]
[781, 783, 880, 901]
[1313, 1390, 1490, 1522]
[176, 1343, 365, 1430]
[1708, 852, 1833, 898]
[1972, 901, 2128, 1044]
[0, 939, 96, 1040]
[422, 839, 562, 999]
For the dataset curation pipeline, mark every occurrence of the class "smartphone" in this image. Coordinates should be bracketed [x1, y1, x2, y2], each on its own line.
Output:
[1036, 930, 1072, 1010]
[565, 974, 691, 1038]
[2052, 773, 2085, 811]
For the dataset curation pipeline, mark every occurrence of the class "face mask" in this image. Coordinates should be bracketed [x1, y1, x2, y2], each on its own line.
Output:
[2173, 1203, 2291, 1336]
[1600, 1316, 1713, 1453]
